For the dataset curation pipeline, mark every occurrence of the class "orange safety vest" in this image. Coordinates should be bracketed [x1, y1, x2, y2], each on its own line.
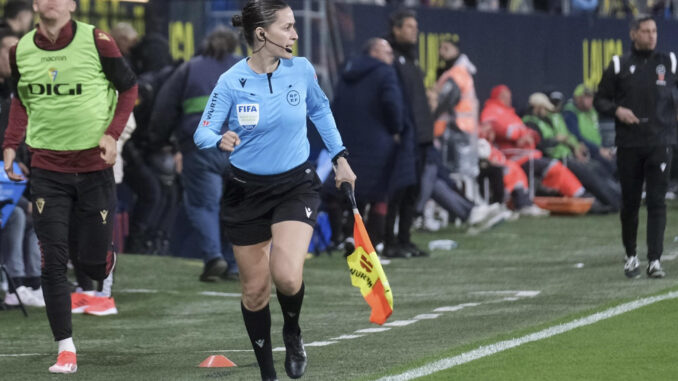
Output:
[436, 65, 478, 134]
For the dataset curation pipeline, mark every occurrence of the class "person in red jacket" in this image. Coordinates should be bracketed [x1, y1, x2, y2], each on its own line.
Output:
[480, 85, 584, 204]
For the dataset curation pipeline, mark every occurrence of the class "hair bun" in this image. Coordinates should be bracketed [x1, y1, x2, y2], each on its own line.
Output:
[232, 15, 243, 27]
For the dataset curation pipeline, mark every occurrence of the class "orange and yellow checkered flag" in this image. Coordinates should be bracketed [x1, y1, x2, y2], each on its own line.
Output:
[342, 183, 393, 325]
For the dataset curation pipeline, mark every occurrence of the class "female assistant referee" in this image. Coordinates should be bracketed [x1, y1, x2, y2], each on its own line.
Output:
[193, 1, 356, 380]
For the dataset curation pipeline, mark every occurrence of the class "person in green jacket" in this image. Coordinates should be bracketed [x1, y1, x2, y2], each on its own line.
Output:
[563, 83, 617, 176]
[524, 93, 620, 212]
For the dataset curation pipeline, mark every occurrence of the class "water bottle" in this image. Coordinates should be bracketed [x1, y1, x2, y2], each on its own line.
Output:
[428, 239, 458, 251]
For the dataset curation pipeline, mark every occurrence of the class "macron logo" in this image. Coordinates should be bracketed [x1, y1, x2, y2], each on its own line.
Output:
[255, 339, 265, 348]
[305, 207, 312, 218]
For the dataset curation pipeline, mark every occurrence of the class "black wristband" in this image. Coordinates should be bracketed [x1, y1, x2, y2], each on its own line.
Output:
[332, 149, 348, 165]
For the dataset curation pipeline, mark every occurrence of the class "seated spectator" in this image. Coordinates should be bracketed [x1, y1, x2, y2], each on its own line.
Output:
[416, 146, 512, 229]
[523, 93, 620, 212]
[480, 85, 585, 207]
[563, 84, 617, 176]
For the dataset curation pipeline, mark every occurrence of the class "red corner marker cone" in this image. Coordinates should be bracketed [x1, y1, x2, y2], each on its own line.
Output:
[199, 355, 237, 368]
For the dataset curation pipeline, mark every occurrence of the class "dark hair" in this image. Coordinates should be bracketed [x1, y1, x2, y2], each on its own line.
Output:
[203, 25, 238, 60]
[4, 0, 32, 20]
[232, 0, 290, 47]
[630, 14, 654, 31]
[389, 8, 416, 30]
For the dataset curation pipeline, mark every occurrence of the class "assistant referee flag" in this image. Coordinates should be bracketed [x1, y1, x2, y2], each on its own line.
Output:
[346, 206, 393, 325]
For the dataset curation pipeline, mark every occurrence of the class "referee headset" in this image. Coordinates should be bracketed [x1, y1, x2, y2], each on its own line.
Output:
[255, 29, 293, 54]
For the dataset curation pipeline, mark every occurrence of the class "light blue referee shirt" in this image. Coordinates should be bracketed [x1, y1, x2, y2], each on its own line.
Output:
[194, 57, 345, 175]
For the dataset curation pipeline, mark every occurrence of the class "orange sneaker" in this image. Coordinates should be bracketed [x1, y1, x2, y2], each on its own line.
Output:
[49, 351, 77, 374]
[84, 297, 118, 316]
[71, 293, 93, 314]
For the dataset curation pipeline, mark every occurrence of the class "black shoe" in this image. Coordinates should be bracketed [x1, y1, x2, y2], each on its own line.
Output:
[262, 377, 278, 381]
[283, 329, 307, 379]
[401, 242, 430, 258]
[199, 258, 227, 282]
[220, 270, 240, 281]
[382, 244, 411, 259]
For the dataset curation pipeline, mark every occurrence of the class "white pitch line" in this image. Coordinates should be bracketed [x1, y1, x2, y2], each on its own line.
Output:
[413, 314, 439, 320]
[203, 349, 253, 353]
[331, 334, 364, 340]
[469, 290, 540, 297]
[376, 290, 678, 381]
[305, 341, 338, 347]
[198, 291, 242, 298]
[384, 320, 418, 327]
[0, 353, 43, 357]
[117, 288, 160, 293]
[434, 303, 480, 312]
[356, 327, 391, 333]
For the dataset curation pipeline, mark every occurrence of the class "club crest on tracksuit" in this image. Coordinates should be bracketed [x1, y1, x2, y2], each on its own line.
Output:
[656, 64, 666, 85]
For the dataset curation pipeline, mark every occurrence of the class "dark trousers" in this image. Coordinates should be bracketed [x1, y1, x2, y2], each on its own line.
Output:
[124, 160, 178, 254]
[385, 145, 426, 245]
[385, 184, 418, 245]
[478, 162, 505, 204]
[31, 168, 116, 341]
[617, 146, 672, 261]
[566, 160, 620, 209]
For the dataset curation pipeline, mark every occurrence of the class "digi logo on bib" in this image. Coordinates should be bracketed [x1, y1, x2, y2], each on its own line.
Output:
[237, 103, 260, 130]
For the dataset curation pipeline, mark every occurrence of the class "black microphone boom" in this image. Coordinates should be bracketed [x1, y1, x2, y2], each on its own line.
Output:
[265, 36, 293, 53]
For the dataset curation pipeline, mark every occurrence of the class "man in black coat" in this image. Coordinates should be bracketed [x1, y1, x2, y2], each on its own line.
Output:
[594, 15, 677, 279]
[382, 8, 433, 258]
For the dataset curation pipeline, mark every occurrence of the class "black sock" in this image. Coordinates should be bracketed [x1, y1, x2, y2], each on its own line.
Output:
[277, 282, 304, 335]
[241, 302, 276, 379]
[8, 277, 24, 293]
[24, 276, 41, 290]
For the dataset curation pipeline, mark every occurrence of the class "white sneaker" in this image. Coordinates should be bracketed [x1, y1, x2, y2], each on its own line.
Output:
[468, 204, 489, 226]
[4, 286, 45, 307]
[624, 256, 641, 278]
[31, 287, 45, 306]
[647, 260, 666, 278]
[3, 292, 20, 306]
[469, 203, 505, 226]
[519, 204, 550, 217]
[467, 209, 513, 235]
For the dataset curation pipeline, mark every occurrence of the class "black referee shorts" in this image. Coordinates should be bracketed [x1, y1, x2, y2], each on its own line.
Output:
[221, 161, 321, 246]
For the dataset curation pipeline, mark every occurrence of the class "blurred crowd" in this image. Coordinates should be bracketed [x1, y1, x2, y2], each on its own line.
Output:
[347, 0, 678, 18]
